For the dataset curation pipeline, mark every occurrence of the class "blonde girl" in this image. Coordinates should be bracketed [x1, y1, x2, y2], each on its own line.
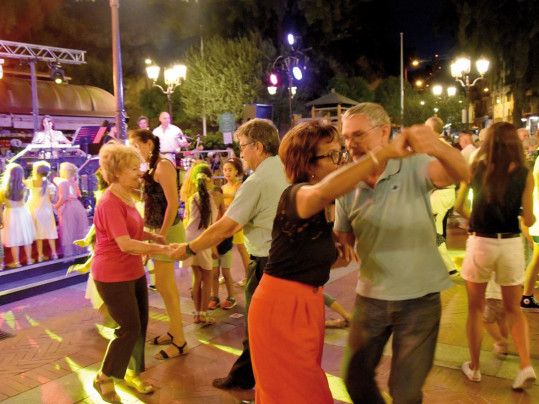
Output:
[25, 160, 58, 261]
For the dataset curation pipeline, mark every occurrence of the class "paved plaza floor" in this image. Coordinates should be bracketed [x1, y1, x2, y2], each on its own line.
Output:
[0, 226, 538, 403]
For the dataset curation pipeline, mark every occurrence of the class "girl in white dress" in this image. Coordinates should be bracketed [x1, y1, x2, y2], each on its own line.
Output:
[180, 162, 223, 325]
[0, 163, 36, 268]
[25, 161, 58, 262]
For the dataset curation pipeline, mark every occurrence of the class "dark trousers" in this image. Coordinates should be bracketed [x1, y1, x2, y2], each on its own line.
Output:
[226, 255, 267, 386]
[94, 275, 149, 379]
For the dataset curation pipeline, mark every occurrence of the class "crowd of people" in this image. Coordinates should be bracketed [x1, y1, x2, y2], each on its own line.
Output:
[2, 104, 538, 403]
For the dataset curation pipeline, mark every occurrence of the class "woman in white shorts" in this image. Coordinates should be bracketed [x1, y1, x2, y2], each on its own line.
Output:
[455, 122, 536, 390]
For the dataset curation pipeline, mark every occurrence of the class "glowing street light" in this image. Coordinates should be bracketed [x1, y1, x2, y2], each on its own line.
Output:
[146, 61, 187, 120]
[451, 55, 489, 130]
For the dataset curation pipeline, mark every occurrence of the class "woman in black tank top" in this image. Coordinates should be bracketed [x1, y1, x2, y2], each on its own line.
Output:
[455, 122, 536, 389]
[128, 129, 188, 360]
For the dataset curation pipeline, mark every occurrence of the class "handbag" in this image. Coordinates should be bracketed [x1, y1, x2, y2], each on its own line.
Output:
[217, 236, 233, 255]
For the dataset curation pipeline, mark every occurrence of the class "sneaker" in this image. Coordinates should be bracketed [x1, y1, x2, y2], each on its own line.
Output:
[222, 297, 236, 310]
[208, 297, 220, 310]
[148, 284, 157, 292]
[520, 295, 539, 312]
[512, 366, 536, 390]
[493, 342, 509, 360]
[462, 361, 481, 382]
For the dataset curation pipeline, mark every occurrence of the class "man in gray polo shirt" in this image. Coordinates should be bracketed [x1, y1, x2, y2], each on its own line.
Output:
[172, 118, 288, 390]
[334, 103, 469, 403]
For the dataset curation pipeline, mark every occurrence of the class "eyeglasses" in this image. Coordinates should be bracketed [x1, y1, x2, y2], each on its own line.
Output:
[239, 141, 256, 152]
[343, 125, 380, 143]
[311, 149, 350, 165]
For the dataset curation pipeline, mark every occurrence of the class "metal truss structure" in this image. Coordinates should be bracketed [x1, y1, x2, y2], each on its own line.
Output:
[0, 40, 86, 65]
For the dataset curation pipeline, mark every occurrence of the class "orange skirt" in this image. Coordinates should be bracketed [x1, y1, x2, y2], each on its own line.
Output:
[248, 274, 332, 404]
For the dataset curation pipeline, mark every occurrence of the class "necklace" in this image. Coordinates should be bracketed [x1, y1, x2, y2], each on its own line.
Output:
[109, 186, 134, 206]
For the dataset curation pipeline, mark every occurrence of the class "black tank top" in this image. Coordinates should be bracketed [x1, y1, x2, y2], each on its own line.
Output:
[143, 158, 180, 229]
[264, 184, 337, 287]
[469, 162, 528, 234]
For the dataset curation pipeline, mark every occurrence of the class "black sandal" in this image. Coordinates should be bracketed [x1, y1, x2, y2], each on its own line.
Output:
[155, 341, 188, 360]
[151, 331, 173, 346]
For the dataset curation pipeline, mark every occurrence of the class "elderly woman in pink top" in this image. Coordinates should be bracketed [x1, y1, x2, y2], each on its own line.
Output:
[91, 143, 175, 403]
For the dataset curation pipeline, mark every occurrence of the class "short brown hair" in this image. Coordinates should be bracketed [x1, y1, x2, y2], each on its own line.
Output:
[99, 142, 142, 184]
[279, 120, 339, 184]
[234, 118, 280, 155]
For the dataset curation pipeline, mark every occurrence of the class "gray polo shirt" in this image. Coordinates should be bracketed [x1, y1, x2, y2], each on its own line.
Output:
[335, 154, 453, 301]
[225, 155, 288, 257]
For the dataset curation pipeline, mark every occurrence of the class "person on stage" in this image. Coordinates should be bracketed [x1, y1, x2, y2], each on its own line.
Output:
[32, 116, 70, 146]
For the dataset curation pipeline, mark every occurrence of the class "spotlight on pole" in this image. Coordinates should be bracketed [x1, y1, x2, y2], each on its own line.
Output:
[269, 72, 279, 86]
[287, 34, 295, 46]
[50, 63, 65, 84]
[292, 66, 303, 80]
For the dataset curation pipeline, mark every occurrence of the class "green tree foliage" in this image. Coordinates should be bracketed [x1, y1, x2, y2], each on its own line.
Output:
[180, 35, 271, 125]
[327, 75, 374, 103]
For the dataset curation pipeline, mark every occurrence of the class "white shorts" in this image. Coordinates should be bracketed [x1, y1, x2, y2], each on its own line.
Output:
[461, 235, 525, 286]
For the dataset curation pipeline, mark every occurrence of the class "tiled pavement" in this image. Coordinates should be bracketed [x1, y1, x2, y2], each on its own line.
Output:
[0, 226, 538, 403]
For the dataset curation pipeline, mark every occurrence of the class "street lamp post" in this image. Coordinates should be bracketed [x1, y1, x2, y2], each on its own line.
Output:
[451, 57, 489, 131]
[146, 63, 187, 121]
[267, 33, 308, 126]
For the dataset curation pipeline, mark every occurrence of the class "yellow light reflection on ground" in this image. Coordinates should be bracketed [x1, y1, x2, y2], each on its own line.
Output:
[95, 324, 115, 340]
[44, 329, 63, 342]
[197, 339, 243, 356]
[326, 372, 352, 403]
[24, 314, 39, 327]
[148, 311, 169, 322]
[198, 339, 353, 403]
[64, 356, 145, 403]
[1, 311, 16, 328]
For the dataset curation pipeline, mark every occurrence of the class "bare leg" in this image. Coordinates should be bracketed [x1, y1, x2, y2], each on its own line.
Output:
[465, 280, 488, 371]
[48, 239, 57, 257]
[199, 268, 213, 322]
[23, 244, 32, 263]
[154, 260, 186, 357]
[235, 243, 251, 280]
[329, 300, 352, 322]
[36, 239, 44, 259]
[523, 243, 539, 296]
[221, 267, 235, 299]
[10, 247, 19, 266]
[192, 265, 203, 313]
[501, 285, 532, 369]
[210, 265, 220, 299]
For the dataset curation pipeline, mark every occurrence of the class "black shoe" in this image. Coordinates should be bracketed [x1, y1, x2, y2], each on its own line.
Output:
[148, 284, 157, 291]
[212, 376, 254, 390]
[448, 270, 458, 276]
[521, 295, 539, 312]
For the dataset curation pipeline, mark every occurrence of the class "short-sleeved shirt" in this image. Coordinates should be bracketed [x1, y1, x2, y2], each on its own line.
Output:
[91, 191, 145, 283]
[225, 155, 288, 257]
[152, 124, 185, 153]
[264, 184, 337, 287]
[469, 162, 528, 234]
[335, 154, 453, 301]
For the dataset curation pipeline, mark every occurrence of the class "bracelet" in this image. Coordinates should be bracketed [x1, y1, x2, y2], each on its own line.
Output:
[186, 243, 197, 256]
[368, 151, 380, 170]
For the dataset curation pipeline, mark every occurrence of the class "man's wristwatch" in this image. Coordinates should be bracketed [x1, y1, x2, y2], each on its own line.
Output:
[186, 243, 197, 256]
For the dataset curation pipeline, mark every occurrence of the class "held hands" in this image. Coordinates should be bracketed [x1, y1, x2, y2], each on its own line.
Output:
[383, 131, 414, 160]
[168, 243, 188, 261]
[152, 233, 168, 245]
[402, 124, 444, 156]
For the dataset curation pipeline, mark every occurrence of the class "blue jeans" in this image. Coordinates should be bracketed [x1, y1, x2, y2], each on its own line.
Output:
[343, 292, 441, 404]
